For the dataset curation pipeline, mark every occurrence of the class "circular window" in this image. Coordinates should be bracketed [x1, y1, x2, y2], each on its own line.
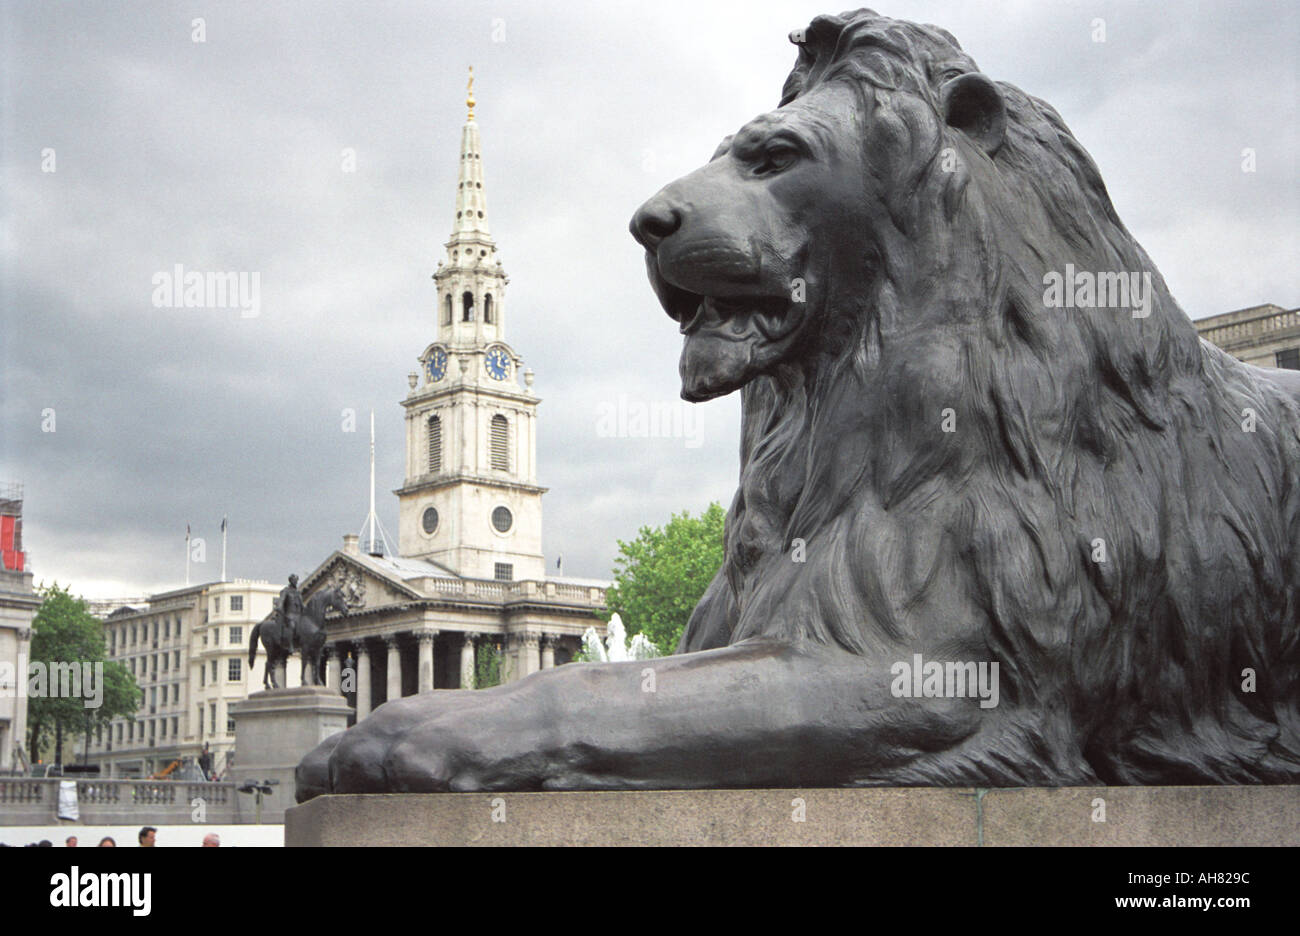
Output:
[477, 210, 484, 217]
[422, 507, 439, 534]
[492, 506, 513, 533]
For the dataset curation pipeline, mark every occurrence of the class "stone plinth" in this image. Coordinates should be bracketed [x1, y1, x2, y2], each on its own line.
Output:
[286, 785, 1300, 847]
[230, 686, 352, 824]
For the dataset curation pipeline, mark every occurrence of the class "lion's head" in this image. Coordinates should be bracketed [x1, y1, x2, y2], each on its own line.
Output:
[632, 9, 1300, 784]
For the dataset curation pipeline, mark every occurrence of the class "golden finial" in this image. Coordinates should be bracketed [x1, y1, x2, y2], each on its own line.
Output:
[466, 65, 476, 120]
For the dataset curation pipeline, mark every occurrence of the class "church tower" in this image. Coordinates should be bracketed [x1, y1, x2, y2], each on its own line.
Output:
[396, 69, 546, 580]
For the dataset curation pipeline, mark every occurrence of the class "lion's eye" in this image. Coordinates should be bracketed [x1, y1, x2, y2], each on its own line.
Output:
[754, 143, 800, 175]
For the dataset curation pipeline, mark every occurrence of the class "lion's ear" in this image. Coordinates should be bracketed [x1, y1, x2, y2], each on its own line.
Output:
[940, 72, 1006, 156]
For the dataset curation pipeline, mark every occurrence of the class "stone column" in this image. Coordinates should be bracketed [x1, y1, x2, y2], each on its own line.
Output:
[521, 632, 541, 677]
[386, 636, 403, 702]
[325, 645, 341, 690]
[417, 630, 438, 693]
[355, 642, 372, 720]
[460, 634, 476, 689]
[540, 635, 556, 670]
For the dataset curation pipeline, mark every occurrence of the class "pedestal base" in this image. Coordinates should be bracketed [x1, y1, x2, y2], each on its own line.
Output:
[285, 785, 1300, 846]
[230, 686, 352, 824]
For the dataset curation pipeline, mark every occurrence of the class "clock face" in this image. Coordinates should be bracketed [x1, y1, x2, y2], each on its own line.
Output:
[485, 347, 511, 380]
[426, 348, 448, 382]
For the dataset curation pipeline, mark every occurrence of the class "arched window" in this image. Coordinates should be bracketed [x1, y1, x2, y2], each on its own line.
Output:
[462, 291, 474, 322]
[484, 293, 494, 324]
[443, 294, 452, 325]
[427, 415, 442, 473]
[490, 414, 509, 470]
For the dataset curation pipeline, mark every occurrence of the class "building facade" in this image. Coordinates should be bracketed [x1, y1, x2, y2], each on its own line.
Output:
[0, 483, 38, 773]
[1196, 303, 1300, 369]
[86, 580, 283, 778]
[299, 75, 607, 719]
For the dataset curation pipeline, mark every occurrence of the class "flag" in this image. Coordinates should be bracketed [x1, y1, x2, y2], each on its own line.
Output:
[556, 555, 562, 569]
[221, 516, 227, 532]
[186, 523, 191, 539]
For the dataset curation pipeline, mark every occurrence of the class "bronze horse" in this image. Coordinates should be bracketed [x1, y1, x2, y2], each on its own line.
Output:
[248, 585, 348, 689]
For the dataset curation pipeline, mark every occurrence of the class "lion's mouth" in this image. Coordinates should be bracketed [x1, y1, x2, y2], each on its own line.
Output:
[653, 271, 796, 344]
[680, 296, 795, 343]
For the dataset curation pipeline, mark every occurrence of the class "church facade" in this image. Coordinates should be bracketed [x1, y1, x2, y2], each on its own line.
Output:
[300, 75, 606, 719]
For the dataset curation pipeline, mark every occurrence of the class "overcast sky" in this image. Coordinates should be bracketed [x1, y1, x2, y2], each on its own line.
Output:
[2, 0, 1296, 599]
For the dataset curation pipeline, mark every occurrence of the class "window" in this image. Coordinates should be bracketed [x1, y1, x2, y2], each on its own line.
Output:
[210, 704, 217, 734]
[229, 626, 242, 646]
[444, 294, 453, 325]
[490, 415, 509, 470]
[150, 687, 157, 712]
[171, 717, 178, 737]
[211, 660, 218, 682]
[428, 415, 442, 473]
[131, 625, 137, 645]
[174, 650, 180, 669]
[230, 595, 243, 612]
[492, 506, 513, 533]
[494, 563, 513, 581]
[484, 293, 494, 324]
[200, 665, 205, 688]
[162, 653, 168, 673]
[163, 619, 169, 639]
[462, 290, 474, 322]
[211, 628, 220, 647]
[214, 597, 221, 614]
[197, 706, 204, 737]
[228, 658, 242, 682]
[1277, 348, 1300, 370]
[226, 715, 236, 735]
[160, 719, 166, 739]
[152, 621, 158, 642]
[422, 507, 439, 535]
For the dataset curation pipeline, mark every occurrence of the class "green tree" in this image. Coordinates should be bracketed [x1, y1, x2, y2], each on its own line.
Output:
[604, 502, 726, 656]
[474, 641, 503, 689]
[27, 583, 140, 766]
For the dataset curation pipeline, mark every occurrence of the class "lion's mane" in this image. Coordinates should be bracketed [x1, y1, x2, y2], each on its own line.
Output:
[689, 9, 1300, 783]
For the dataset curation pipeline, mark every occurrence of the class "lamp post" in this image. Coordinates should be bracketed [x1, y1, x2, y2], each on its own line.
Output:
[237, 778, 278, 824]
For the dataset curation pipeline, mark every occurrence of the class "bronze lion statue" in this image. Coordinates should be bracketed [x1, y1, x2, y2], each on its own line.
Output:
[298, 9, 1300, 799]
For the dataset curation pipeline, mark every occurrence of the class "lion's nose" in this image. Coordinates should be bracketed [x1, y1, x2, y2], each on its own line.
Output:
[630, 195, 681, 252]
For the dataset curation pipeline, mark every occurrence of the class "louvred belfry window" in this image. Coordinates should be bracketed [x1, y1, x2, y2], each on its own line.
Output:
[490, 415, 509, 470]
[428, 415, 442, 473]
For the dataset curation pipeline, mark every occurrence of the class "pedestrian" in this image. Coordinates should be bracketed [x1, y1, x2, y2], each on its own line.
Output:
[65, 836, 78, 847]
[98, 837, 116, 847]
[138, 826, 156, 847]
[201, 833, 220, 847]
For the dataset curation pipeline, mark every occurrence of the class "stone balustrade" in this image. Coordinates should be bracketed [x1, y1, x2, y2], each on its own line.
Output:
[0, 777, 250, 826]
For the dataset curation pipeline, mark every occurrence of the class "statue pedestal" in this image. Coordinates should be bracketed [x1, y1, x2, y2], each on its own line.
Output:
[231, 686, 352, 824]
[285, 785, 1300, 846]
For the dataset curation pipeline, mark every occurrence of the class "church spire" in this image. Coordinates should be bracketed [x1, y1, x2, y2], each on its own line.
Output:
[434, 67, 508, 346]
[453, 66, 490, 238]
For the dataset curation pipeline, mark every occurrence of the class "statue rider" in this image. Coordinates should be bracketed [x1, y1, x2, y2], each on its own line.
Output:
[278, 574, 304, 654]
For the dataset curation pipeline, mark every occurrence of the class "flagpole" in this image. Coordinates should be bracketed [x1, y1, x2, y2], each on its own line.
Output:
[221, 516, 228, 582]
[185, 524, 191, 586]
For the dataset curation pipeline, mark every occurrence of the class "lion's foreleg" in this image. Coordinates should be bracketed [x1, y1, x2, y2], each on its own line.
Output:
[340, 639, 986, 792]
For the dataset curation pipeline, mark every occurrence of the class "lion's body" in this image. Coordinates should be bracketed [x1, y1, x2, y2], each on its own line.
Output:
[672, 10, 1300, 783]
